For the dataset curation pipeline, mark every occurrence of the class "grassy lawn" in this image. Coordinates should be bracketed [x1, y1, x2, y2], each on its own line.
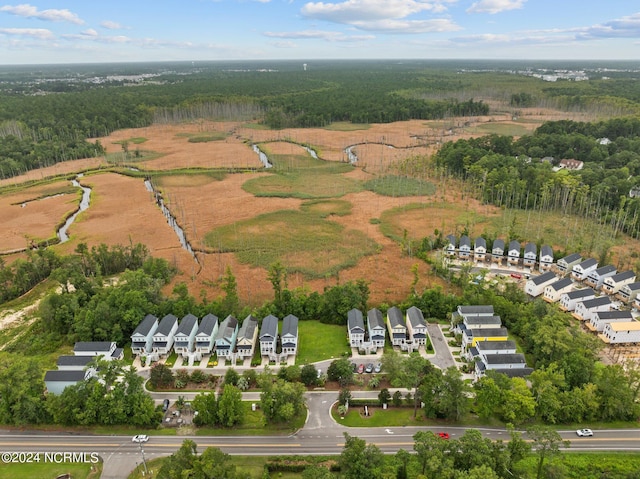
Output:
[363, 175, 436, 197]
[300, 199, 352, 218]
[465, 122, 531, 136]
[333, 404, 432, 427]
[175, 131, 228, 142]
[164, 352, 178, 367]
[323, 122, 371, 131]
[0, 461, 101, 479]
[112, 137, 148, 145]
[195, 404, 305, 436]
[204, 209, 378, 278]
[296, 321, 351, 364]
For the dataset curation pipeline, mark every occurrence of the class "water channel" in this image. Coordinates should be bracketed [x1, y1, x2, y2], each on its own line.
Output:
[252, 144, 273, 168]
[57, 175, 91, 243]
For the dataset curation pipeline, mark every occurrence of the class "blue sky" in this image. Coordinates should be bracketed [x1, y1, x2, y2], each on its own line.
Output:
[0, 1, 639, 64]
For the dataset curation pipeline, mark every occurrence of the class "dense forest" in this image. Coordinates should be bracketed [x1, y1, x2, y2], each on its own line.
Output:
[434, 117, 640, 239]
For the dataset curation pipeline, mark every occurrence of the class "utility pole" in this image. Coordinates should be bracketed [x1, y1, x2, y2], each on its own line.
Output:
[138, 442, 148, 476]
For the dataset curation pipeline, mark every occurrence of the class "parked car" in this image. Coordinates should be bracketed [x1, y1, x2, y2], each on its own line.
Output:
[351, 362, 357, 373]
[357, 363, 365, 374]
[132, 434, 149, 443]
[365, 363, 374, 373]
[374, 363, 382, 373]
[510, 273, 522, 279]
[162, 398, 170, 412]
[576, 428, 593, 437]
[437, 432, 450, 439]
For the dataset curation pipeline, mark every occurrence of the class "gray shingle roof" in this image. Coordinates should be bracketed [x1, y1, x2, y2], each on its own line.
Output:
[609, 270, 636, 283]
[458, 305, 494, 315]
[406, 306, 426, 328]
[367, 308, 384, 330]
[476, 340, 516, 351]
[197, 313, 218, 336]
[580, 296, 611, 309]
[74, 341, 113, 353]
[560, 253, 582, 264]
[156, 314, 178, 336]
[132, 314, 158, 336]
[548, 278, 573, 291]
[565, 288, 595, 299]
[44, 370, 87, 382]
[56, 355, 94, 367]
[260, 314, 278, 340]
[531, 271, 557, 286]
[282, 314, 298, 337]
[576, 258, 598, 269]
[348, 308, 365, 332]
[177, 314, 198, 335]
[387, 306, 405, 328]
[492, 239, 504, 251]
[238, 315, 259, 340]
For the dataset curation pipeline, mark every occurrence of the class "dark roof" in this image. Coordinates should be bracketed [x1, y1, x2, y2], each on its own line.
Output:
[468, 327, 509, 337]
[238, 315, 259, 340]
[176, 314, 198, 336]
[524, 242, 536, 255]
[531, 271, 556, 286]
[216, 315, 239, 342]
[474, 237, 486, 249]
[367, 308, 384, 330]
[595, 311, 633, 320]
[197, 313, 218, 336]
[464, 315, 502, 326]
[458, 305, 494, 315]
[492, 239, 504, 251]
[132, 314, 158, 337]
[56, 355, 94, 367]
[548, 278, 573, 291]
[446, 234, 456, 246]
[347, 308, 365, 332]
[44, 370, 87, 382]
[608, 270, 637, 283]
[580, 296, 611, 309]
[260, 314, 279, 339]
[622, 282, 640, 292]
[591, 265, 616, 276]
[540, 245, 553, 258]
[156, 314, 178, 336]
[564, 288, 595, 299]
[575, 258, 598, 270]
[282, 314, 299, 337]
[476, 340, 517, 351]
[406, 306, 426, 328]
[459, 235, 471, 247]
[74, 341, 113, 353]
[111, 348, 123, 359]
[387, 307, 405, 328]
[484, 367, 534, 378]
[483, 353, 527, 365]
[508, 240, 520, 252]
[559, 253, 582, 264]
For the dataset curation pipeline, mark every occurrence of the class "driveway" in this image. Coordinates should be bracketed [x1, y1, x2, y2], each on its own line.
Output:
[425, 323, 457, 370]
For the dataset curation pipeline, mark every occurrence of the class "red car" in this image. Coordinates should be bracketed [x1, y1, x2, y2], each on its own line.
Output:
[510, 273, 522, 279]
[437, 432, 450, 439]
[357, 363, 365, 374]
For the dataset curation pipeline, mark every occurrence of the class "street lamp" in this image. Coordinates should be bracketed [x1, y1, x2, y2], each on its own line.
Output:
[138, 442, 148, 476]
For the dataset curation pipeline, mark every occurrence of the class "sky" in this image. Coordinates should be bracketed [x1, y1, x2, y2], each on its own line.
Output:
[0, 0, 639, 64]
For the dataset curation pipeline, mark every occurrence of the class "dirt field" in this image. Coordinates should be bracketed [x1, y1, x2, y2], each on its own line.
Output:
[0, 107, 610, 307]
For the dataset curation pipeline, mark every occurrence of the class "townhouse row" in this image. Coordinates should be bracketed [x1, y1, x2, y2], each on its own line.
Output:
[452, 305, 533, 380]
[346, 306, 428, 354]
[130, 312, 299, 365]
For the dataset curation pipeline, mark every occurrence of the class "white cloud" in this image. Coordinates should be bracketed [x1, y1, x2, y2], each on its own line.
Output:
[350, 18, 460, 33]
[100, 20, 124, 30]
[576, 12, 640, 39]
[0, 27, 54, 39]
[0, 3, 84, 24]
[301, 0, 454, 23]
[81, 28, 98, 37]
[264, 29, 374, 41]
[466, 0, 526, 15]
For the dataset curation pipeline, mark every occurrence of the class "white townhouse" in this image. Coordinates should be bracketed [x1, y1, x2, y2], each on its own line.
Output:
[572, 296, 612, 322]
[586, 310, 634, 333]
[559, 288, 596, 312]
[130, 314, 158, 356]
[507, 240, 521, 266]
[445, 234, 457, 256]
[387, 306, 407, 347]
[367, 308, 386, 349]
[524, 271, 557, 297]
[174, 313, 199, 357]
[539, 245, 554, 272]
[470, 340, 517, 359]
[236, 315, 259, 359]
[491, 239, 505, 265]
[543, 277, 574, 303]
[523, 242, 537, 268]
[474, 237, 487, 262]
[602, 271, 637, 295]
[347, 308, 366, 348]
[584, 265, 617, 290]
[556, 253, 582, 275]
[74, 341, 123, 361]
[475, 354, 532, 379]
[406, 306, 428, 347]
[259, 314, 279, 357]
[618, 282, 640, 304]
[458, 235, 471, 260]
[152, 314, 179, 357]
[571, 258, 598, 281]
[195, 313, 218, 355]
[599, 321, 640, 344]
[281, 314, 299, 356]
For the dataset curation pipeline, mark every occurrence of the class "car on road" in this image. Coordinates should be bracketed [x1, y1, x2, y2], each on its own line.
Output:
[510, 273, 522, 279]
[364, 363, 374, 373]
[576, 428, 593, 437]
[374, 362, 382, 373]
[437, 432, 450, 439]
[357, 363, 365, 374]
[132, 434, 149, 443]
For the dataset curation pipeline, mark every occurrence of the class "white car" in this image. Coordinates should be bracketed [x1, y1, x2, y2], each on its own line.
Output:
[576, 429, 593, 437]
[132, 434, 149, 443]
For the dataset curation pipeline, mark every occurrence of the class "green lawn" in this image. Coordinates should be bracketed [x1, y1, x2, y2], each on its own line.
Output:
[323, 122, 371, 131]
[296, 321, 351, 364]
[0, 460, 101, 479]
[363, 175, 436, 197]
